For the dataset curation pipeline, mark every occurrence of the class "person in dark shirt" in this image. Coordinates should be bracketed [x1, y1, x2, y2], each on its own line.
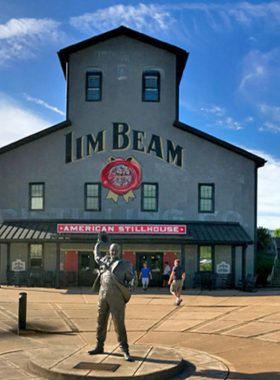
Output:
[168, 259, 185, 306]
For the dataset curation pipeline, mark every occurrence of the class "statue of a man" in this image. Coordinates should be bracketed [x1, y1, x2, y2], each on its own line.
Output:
[88, 237, 134, 361]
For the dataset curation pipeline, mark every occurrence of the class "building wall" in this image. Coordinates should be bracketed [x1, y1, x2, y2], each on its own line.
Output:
[44, 243, 57, 271]
[0, 126, 256, 227]
[215, 246, 231, 271]
[185, 245, 197, 288]
[67, 35, 177, 128]
[10, 243, 28, 270]
[0, 31, 261, 283]
[0, 244, 7, 283]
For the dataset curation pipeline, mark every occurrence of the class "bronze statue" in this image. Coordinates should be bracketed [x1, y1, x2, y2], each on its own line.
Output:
[88, 234, 134, 361]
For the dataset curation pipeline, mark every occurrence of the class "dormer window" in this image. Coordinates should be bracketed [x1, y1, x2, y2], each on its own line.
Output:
[142, 70, 160, 102]
[86, 71, 102, 101]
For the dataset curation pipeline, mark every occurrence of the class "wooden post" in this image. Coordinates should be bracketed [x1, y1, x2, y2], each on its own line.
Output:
[18, 292, 27, 333]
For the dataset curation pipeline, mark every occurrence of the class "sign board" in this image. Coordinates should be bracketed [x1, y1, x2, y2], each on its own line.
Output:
[216, 261, 230, 274]
[12, 259, 25, 272]
[74, 362, 120, 372]
[57, 224, 186, 235]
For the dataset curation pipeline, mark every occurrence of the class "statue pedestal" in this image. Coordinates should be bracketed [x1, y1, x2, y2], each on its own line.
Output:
[29, 344, 185, 379]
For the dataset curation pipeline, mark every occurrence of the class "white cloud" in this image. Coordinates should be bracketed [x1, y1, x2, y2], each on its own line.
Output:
[259, 122, 280, 134]
[0, 93, 50, 148]
[228, 2, 280, 27]
[215, 117, 243, 130]
[244, 116, 254, 123]
[224, 117, 243, 130]
[23, 94, 65, 116]
[238, 49, 280, 93]
[0, 18, 63, 65]
[201, 105, 225, 116]
[238, 49, 280, 132]
[201, 104, 245, 130]
[70, 4, 175, 34]
[249, 149, 280, 230]
[168, 2, 280, 33]
[259, 104, 280, 123]
[70, 2, 280, 37]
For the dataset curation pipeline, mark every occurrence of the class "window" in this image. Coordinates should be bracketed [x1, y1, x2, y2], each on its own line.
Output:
[199, 246, 213, 272]
[30, 244, 43, 269]
[86, 71, 102, 101]
[29, 183, 45, 210]
[85, 183, 101, 211]
[199, 184, 214, 213]
[141, 183, 158, 212]
[142, 70, 160, 102]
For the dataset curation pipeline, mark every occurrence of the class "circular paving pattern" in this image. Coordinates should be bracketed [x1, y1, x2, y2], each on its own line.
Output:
[25, 344, 228, 380]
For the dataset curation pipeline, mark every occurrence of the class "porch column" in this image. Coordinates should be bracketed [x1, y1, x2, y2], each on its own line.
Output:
[55, 243, 61, 289]
[181, 244, 185, 289]
[7, 243, 10, 272]
[242, 245, 247, 281]
[231, 246, 236, 287]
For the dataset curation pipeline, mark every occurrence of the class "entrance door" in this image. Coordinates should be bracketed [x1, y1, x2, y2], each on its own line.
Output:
[136, 252, 163, 287]
[78, 252, 95, 286]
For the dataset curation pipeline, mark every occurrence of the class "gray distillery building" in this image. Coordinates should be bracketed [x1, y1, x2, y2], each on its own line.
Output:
[0, 26, 265, 289]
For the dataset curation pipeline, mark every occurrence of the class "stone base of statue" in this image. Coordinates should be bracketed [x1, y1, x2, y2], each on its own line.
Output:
[27, 344, 228, 380]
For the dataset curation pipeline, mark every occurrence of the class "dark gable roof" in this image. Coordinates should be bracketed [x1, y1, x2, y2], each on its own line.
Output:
[0, 120, 71, 156]
[0, 118, 266, 166]
[58, 25, 189, 82]
[174, 120, 266, 168]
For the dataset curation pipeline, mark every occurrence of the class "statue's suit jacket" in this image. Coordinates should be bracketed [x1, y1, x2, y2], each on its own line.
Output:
[92, 257, 133, 303]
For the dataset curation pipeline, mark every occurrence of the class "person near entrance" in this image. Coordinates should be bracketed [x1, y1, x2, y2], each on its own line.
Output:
[168, 259, 185, 306]
[139, 262, 152, 291]
[162, 261, 171, 287]
[89, 237, 134, 361]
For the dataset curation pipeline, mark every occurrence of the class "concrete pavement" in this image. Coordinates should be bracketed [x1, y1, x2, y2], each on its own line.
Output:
[0, 286, 280, 379]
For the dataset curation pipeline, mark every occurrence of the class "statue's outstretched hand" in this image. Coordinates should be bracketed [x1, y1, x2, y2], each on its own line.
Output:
[129, 277, 138, 289]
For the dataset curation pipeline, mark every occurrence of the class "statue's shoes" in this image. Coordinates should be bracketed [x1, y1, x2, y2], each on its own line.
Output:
[88, 347, 104, 355]
[123, 352, 133, 361]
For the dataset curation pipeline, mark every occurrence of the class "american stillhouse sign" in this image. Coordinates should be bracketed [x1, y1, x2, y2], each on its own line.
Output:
[57, 224, 187, 234]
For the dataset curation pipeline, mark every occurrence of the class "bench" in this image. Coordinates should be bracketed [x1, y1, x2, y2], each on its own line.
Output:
[193, 271, 218, 290]
[237, 274, 258, 292]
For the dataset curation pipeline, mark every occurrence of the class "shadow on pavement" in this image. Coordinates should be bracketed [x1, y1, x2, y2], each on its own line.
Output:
[198, 369, 280, 380]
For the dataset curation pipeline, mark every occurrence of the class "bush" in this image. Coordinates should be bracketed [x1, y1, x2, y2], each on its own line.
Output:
[256, 227, 274, 286]
[274, 228, 280, 237]
[256, 253, 274, 287]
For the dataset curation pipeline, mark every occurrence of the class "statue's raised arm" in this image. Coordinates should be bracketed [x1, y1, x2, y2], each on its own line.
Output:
[93, 236, 102, 265]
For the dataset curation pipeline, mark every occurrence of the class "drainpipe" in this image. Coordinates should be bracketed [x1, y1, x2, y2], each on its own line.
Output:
[55, 243, 61, 289]
[181, 244, 185, 289]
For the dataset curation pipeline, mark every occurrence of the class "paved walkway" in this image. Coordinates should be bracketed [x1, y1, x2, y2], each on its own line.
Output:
[0, 286, 280, 379]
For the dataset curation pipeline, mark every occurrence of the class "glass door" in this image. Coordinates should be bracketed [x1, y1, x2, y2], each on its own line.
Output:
[78, 252, 95, 286]
[136, 252, 163, 287]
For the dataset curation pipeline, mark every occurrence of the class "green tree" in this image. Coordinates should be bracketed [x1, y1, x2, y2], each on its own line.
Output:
[256, 227, 274, 286]
[274, 228, 280, 237]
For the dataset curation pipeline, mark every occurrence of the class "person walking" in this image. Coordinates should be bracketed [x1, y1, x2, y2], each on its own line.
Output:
[139, 262, 152, 291]
[168, 259, 185, 306]
[162, 261, 171, 287]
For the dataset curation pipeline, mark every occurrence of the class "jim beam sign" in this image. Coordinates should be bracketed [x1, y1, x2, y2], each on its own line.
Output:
[65, 123, 184, 204]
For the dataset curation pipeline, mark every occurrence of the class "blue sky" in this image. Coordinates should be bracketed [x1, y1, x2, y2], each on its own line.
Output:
[0, 0, 279, 229]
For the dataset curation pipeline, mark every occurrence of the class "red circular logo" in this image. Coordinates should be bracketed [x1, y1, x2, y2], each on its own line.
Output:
[101, 158, 142, 195]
